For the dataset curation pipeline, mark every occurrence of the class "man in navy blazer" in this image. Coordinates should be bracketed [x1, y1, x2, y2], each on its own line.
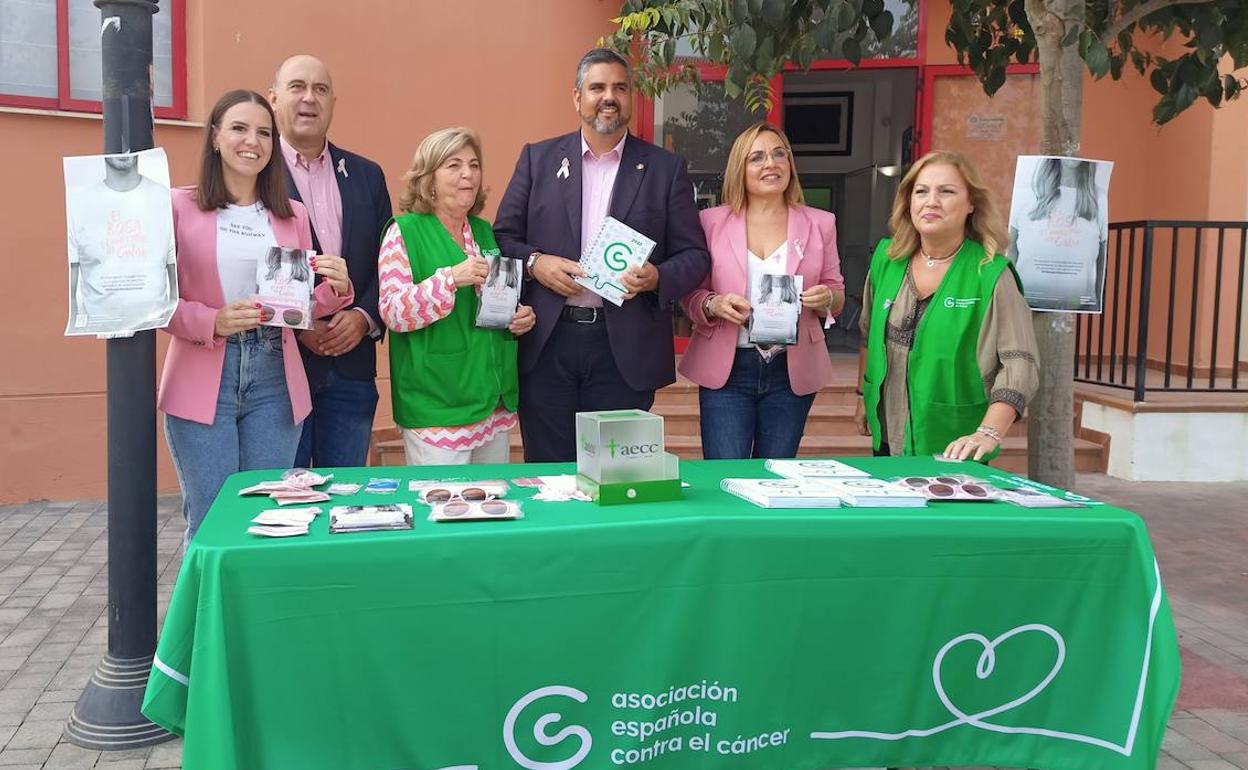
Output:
[494, 48, 710, 462]
[270, 55, 392, 468]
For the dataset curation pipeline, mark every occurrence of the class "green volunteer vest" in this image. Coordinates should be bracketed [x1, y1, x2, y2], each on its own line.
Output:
[387, 213, 519, 430]
[863, 238, 1020, 458]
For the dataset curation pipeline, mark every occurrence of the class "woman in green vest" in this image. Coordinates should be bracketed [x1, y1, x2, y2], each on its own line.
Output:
[378, 128, 535, 465]
[853, 151, 1039, 462]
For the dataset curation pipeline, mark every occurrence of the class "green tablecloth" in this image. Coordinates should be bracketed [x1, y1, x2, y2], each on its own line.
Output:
[141, 457, 1180, 770]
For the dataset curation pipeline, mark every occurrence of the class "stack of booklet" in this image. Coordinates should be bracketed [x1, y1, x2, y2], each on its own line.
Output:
[763, 459, 870, 479]
[720, 478, 843, 508]
[815, 478, 927, 508]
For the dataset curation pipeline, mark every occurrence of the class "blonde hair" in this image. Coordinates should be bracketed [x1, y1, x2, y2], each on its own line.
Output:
[721, 121, 804, 214]
[398, 127, 487, 216]
[887, 151, 1007, 265]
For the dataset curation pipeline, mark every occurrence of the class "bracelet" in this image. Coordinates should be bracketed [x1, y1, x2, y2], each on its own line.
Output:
[975, 425, 1003, 442]
[702, 293, 717, 319]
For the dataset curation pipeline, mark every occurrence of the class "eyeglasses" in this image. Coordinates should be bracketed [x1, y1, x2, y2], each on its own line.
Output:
[438, 498, 513, 518]
[423, 486, 491, 504]
[747, 148, 790, 167]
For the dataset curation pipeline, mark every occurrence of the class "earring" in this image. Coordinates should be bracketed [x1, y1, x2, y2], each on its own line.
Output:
[213, 146, 220, 155]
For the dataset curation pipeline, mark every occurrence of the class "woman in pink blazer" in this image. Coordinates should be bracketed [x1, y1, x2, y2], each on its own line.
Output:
[680, 122, 844, 459]
[159, 90, 353, 541]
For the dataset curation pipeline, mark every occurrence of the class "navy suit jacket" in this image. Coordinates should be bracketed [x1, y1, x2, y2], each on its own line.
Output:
[283, 142, 392, 387]
[493, 132, 710, 392]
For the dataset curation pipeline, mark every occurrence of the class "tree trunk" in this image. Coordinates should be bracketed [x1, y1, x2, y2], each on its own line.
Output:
[1023, 0, 1083, 489]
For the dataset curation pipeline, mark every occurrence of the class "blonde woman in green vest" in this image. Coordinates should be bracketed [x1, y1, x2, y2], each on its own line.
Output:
[378, 128, 535, 465]
[853, 151, 1039, 462]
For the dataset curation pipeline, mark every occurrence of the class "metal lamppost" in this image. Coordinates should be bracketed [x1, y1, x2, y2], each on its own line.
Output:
[65, 0, 174, 749]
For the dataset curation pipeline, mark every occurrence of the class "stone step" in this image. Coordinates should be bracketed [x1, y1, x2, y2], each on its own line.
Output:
[655, 376, 860, 407]
[652, 404, 860, 436]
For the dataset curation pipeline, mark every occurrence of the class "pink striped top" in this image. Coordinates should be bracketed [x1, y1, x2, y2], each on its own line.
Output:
[378, 219, 518, 451]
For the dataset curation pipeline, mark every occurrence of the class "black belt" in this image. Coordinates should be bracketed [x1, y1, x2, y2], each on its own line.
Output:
[559, 306, 604, 324]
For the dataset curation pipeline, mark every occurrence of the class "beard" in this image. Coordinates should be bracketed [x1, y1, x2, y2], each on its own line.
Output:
[583, 101, 627, 134]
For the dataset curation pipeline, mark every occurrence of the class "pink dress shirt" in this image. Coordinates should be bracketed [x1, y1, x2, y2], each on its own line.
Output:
[567, 132, 627, 308]
[280, 137, 343, 257]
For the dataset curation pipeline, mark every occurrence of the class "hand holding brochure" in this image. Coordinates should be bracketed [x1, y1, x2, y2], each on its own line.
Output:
[255, 247, 316, 330]
[476, 251, 522, 329]
[575, 216, 656, 306]
[748, 273, 802, 345]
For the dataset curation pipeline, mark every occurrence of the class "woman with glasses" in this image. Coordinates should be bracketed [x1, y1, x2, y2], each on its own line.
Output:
[679, 122, 845, 459]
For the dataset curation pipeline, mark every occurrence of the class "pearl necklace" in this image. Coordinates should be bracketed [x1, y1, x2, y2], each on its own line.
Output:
[920, 240, 964, 268]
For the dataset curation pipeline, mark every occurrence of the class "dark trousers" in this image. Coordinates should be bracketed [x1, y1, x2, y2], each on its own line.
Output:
[698, 348, 815, 459]
[294, 369, 379, 469]
[519, 318, 655, 462]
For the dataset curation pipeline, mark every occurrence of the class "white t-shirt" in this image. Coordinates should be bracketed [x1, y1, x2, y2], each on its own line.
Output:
[67, 178, 175, 325]
[738, 241, 788, 348]
[216, 203, 276, 304]
[1013, 186, 1106, 306]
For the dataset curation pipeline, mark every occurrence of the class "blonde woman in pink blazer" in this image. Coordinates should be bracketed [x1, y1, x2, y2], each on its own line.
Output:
[679, 122, 844, 459]
[159, 90, 353, 541]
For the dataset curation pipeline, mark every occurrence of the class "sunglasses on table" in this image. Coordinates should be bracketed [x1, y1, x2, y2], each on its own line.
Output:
[436, 498, 514, 519]
[899, 476, 997, 500]
[422, 486, 493, 504]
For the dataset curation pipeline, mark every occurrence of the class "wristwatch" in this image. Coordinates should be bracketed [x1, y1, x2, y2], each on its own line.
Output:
[525, 251, 543, 277]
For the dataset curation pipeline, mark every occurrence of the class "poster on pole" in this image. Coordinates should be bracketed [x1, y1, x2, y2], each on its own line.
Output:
[1007, 155, 1113, 314]
[63, 148, 177, 336]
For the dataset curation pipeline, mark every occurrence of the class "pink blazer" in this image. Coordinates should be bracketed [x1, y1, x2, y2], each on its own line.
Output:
[679, 204, 844, 396]
[158, 187, 353, 425]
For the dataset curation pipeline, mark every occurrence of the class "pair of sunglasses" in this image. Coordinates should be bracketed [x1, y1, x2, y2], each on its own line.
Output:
[901, 476, 993, 498]
[256, 305, 305, 326]
[424, 486, 491, 504]
[438, 499, 512, 518]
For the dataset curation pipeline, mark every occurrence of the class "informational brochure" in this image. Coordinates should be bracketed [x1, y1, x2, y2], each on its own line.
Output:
[255, 246, 316, 330]
[575, 216, 656, 306]
[1008, 155, 1114, 314]
[63, 148, 177, 337]
[764, 459, 870, 479]
[719, 478, 842, 509]
[476, 252, 522, 329]
[748, 273, 802, 345]
[329, 504, 413, 533]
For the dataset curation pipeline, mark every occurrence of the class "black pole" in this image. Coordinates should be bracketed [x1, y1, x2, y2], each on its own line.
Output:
[66, 0, 173, 750]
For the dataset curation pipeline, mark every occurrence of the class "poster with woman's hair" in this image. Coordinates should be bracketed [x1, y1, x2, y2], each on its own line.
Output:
[255, 247, 315, 329]
[748, 273, 803, 345]
[1008, 155, 1113, 313]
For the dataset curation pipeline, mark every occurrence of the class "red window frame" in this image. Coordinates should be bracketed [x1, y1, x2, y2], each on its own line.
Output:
[635, 0, 929, 141]
[0, 0, 186, 120]
[917, 62, 1041, 156]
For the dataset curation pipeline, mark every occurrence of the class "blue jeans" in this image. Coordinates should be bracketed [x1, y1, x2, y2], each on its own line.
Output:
[698, 348, 815, 460]
[294, 369, 378, 469]
[164, 328, 303, 542]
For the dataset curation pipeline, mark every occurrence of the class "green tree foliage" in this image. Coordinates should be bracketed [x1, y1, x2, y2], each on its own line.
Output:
[603, 0, 1248, 124]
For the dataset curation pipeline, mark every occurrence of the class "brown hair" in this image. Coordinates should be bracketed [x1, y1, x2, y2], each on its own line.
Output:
[887, 151, 1006, 265]
[721, 121, 804, 214]
[398, 127, 487, 216]
[195, 89, 292, 217]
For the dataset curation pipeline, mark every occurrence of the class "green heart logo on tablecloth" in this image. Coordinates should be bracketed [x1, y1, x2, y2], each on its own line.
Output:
[810, 559, 1165, 757]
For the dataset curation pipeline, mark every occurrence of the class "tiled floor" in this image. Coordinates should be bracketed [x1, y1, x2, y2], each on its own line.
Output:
[0, 473, 1245, 769]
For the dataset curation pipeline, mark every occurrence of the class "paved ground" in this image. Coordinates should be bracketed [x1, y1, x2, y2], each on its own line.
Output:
[0, 474, 1245, 769]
